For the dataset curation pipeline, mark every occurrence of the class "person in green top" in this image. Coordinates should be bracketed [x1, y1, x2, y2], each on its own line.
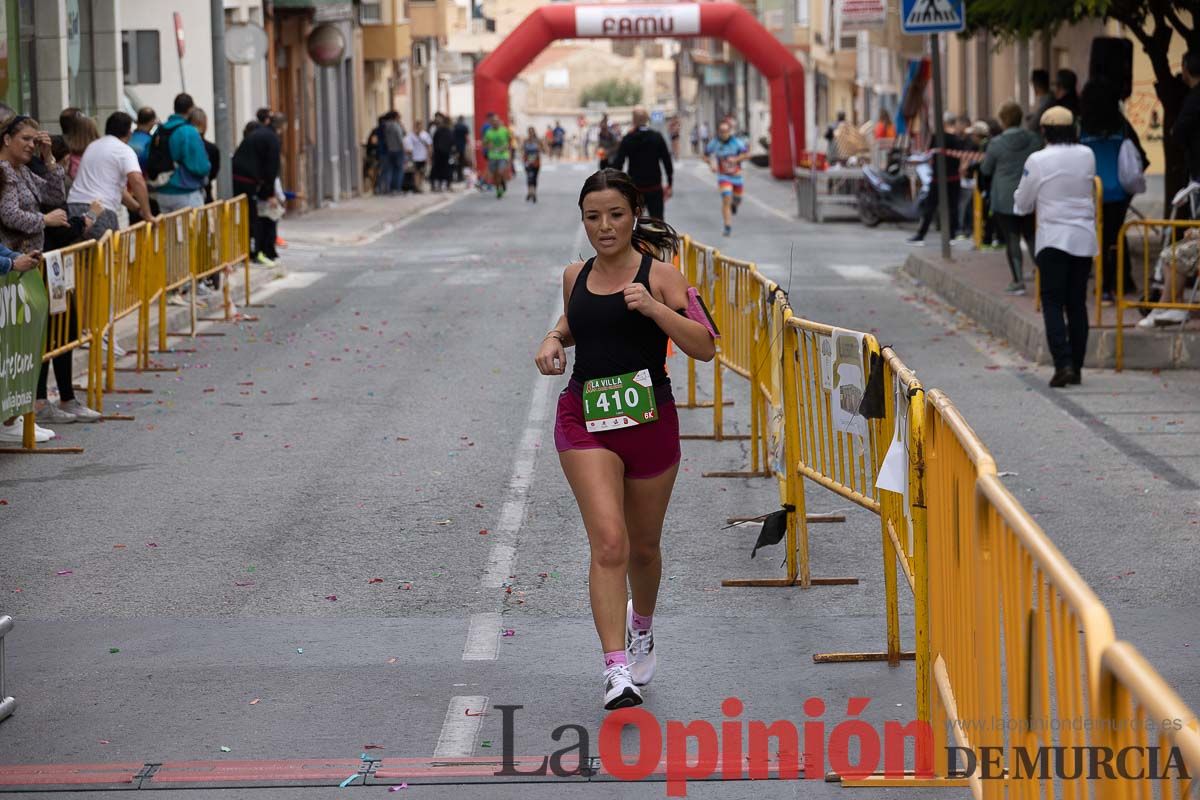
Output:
[482, 112, 512, 199]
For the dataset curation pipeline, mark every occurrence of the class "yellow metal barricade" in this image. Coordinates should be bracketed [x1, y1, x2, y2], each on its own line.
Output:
[223, 196, 254, 308]
[156, 208, 197, 350]
[815, 348, 929, 740]
[193, 201, 236, 323]
[104, 224, 151, 396]
[678, 249, 756, 445]
[678, 238, 724, 412]
[1116, 218, 1200, 371]
[1097, 642, 1200, 800]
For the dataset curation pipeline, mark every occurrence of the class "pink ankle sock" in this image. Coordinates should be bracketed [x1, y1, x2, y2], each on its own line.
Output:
[631, 608, 653, 632]
[604, 650, 628, 669]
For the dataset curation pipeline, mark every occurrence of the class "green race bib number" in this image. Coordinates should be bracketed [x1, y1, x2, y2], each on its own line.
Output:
[582, 370, 658, 433]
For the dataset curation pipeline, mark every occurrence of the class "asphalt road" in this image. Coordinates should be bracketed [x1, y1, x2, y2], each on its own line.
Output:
[0, 159, 1196, 797]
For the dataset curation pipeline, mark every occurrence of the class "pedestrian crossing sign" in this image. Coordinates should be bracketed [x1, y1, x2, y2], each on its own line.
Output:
[901, 0, 964, 34]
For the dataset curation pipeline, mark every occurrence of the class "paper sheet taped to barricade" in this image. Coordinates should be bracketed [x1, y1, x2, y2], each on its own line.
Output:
[830, 328, 867, 438]
[876, 374, 909, 496]
[0, 270, 48, 419]
[45, 251, 67, 315]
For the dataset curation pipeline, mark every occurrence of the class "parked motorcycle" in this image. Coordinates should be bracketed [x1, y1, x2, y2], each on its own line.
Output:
[857, 153, 926, 226]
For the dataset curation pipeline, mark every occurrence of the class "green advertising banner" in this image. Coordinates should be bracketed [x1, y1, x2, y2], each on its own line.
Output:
[0, 269, 48, 420]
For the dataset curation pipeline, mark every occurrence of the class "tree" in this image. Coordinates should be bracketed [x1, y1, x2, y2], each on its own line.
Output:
[580, 78, 643, 108]
[966, 0, 1198, 212]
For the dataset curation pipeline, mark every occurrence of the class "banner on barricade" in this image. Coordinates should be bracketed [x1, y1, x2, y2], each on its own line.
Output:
[0, 270, 48, 419]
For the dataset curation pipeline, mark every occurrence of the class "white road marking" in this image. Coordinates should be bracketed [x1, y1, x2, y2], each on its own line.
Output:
[250, 270, 326, 300]
[828, 264, 888, 282]
[433, 696, 488, 758]
[476, 226, 585, 599]
[445, 268, 502, 286]
[347, 269, 402, 288]
[462, 612, 503, 661]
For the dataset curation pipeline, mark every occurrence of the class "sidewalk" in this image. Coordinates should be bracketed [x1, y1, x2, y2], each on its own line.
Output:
[280, 188, 468, 247]
[902, 246, 1200, 370]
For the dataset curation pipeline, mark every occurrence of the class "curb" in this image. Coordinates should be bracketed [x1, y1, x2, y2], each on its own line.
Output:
[902, 253, 1199, 370]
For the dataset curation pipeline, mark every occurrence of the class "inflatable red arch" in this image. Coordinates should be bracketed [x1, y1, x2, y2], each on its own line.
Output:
[474, 3, 805, 180]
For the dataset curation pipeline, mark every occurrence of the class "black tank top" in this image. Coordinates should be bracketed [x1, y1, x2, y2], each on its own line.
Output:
[567, 253, 670, 388]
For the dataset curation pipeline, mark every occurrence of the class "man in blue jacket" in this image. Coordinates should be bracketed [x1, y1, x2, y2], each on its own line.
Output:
[150, 93, 211, 212]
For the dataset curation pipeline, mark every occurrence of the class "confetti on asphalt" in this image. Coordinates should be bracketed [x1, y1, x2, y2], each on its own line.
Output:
[219, 746, 232, 753]
[235, 581, 254, 587]
[109, 648, 120, 654]
[325, 595, 338, 601]
[387, 657, 398, 664]
[434, 519, 451, 525]
[501, 629, 515, 637]
[368, 578, 384, 584]
[98, 740, 109, 745]
[388, 785, 408, 792]
[56, 570, 73, 576]
[479, 529, 489, 535]
[363, 744, 384, 750]
[296, 648, 304, 654]
[249, 699, 260, 705]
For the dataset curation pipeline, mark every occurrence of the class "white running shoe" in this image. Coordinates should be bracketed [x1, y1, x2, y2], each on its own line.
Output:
[0, 419, 53, 443]
[602, 663, 643, 710]
[626, 600, 656, 687]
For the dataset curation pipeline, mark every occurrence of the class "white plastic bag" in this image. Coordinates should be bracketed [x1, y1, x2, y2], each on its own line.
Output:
[1118, 138, 1146, 196]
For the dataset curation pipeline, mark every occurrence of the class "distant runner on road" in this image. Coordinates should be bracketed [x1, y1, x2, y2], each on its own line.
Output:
[522, 126, 543, 203]
[483, 112, 511, 199]
[705, 121, 749, 237]
[612, 107, 674, 222]
[534, 169, 718, 711]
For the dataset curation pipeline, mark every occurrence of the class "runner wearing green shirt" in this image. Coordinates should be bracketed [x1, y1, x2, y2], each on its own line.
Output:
[483, 112, 512, 199]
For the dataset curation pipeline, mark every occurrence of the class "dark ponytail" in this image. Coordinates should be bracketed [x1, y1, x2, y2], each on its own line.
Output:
[579, 168, 679, 261]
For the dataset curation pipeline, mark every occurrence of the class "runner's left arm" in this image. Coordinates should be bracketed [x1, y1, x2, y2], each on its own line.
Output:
[624, 264, 716, 362]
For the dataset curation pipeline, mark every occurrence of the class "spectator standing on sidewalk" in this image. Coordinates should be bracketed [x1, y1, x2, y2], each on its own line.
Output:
[147, 93, 211, 213]
[1050, 69, 1081, 117]
[1173, 51, 1200, 186]
[186, 107, 221, 205]
[0, 115, 101, 429]
[381, 112, 406, 195]
[981, 101, 1041, 295]
[66, 111, 150, 241]
[1080, 78, 1146, 303]
[232, 112, 284, 266]
[128, 107, 157, 175]
[61, 109, 98, 183]
[612, 107, 674, 221]
[907, 112, 965, 245]
[405, 121, 431, 192]
[1026, 69, 1054, 131]
[430, 114, 454, 192]
[452, 115, 470, 184]
[1014, 106, 1098, 388]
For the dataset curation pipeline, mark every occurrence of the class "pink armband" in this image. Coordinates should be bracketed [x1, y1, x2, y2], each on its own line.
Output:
[685, 287, 720, 339]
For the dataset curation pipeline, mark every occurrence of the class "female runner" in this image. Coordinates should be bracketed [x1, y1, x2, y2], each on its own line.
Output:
[534, 169, 717, 710]
[525, 126, 544, 203]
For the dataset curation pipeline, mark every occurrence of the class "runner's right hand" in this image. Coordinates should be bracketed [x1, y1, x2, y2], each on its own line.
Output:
[535, 337, 566, 375]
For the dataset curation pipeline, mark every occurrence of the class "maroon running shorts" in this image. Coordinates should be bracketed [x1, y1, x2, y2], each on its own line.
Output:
[554, 380, 681, 479]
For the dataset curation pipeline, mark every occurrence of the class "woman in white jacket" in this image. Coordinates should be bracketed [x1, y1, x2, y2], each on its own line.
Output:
[1014, 106, 1098, 388]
